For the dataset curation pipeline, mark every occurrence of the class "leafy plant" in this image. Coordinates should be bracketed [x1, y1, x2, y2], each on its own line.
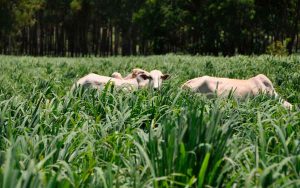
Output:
[266, 39, 291, 56]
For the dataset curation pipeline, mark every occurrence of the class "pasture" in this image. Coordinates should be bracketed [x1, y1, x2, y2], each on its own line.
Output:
[0, 55, 299, 187]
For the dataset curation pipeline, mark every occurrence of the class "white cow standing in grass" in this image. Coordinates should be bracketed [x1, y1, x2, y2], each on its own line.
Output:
[182, 74, 292, 109]
[72, 73, 146, 91]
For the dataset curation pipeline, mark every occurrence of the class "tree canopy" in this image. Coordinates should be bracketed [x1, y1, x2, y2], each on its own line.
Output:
[0, 0, 299, 56]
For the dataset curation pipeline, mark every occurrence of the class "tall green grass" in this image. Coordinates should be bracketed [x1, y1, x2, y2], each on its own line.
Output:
[0, 55, 299, 187]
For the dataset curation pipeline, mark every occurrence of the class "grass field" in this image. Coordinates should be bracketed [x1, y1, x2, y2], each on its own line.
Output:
[0, 55, 299, 187]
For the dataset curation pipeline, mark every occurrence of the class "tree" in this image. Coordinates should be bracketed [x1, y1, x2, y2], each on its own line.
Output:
[0, 0, 299, 56]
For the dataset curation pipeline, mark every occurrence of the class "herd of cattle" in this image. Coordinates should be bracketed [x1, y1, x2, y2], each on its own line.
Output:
[72, 68, 292, 109]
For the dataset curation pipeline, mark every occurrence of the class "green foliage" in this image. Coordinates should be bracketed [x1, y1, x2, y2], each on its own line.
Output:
[70, 0, 82, 12]
[1, 0, 300, 55]
[0, 55, 300, 187]
[266, 40, 289, 56]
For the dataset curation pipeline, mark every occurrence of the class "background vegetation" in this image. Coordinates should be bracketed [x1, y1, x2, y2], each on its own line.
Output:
[0, 0, 300, 56]
[0, 55, 299, 187]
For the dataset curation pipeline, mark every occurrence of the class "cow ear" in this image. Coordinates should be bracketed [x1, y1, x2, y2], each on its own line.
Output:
[161, 74, 170, 80]
[140, 73, 151, 80]
[132, 69, 145, 78]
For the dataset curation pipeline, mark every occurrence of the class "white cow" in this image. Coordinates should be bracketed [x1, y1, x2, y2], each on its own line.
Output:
[72, 72, 149, 91]
[182, 74, 292, 109]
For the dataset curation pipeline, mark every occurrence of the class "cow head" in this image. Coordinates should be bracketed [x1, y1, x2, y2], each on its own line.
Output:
[136, 70, 170, 90]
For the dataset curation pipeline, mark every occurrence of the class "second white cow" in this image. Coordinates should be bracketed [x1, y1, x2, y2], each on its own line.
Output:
[182, 74, 292, 108]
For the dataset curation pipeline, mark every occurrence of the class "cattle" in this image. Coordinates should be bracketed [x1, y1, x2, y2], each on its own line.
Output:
[182, 74, 292, 109]
[72, 72, 149, 91]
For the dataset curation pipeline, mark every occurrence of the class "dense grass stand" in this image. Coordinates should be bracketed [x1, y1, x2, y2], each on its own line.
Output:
[0, 55, 299, 187]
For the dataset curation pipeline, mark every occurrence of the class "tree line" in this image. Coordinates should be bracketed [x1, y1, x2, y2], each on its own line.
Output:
[0, 0, 299, 56]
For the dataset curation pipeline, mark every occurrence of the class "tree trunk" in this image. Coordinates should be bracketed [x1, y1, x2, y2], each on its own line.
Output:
[114, 27, 119, 55]
[121, 27, 131, 56]
[287, 0, 300, 54]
